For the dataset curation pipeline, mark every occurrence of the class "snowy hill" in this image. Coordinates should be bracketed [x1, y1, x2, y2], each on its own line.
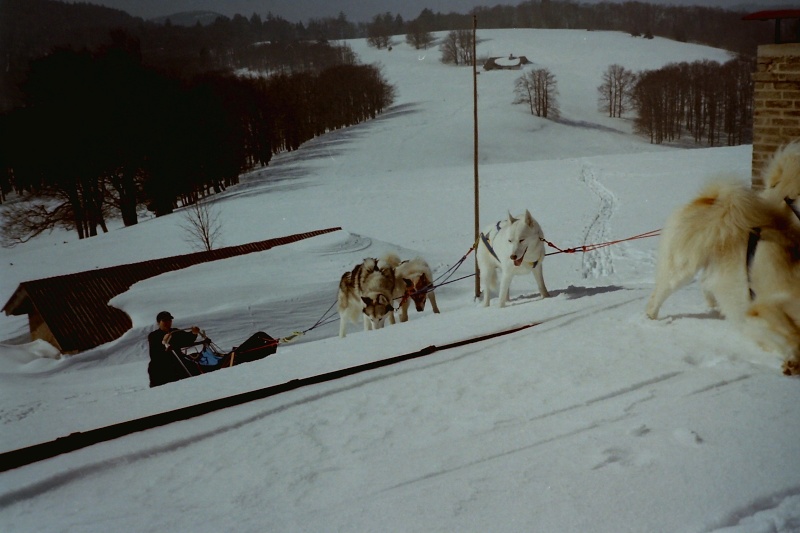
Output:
[2, 30, 799, 533]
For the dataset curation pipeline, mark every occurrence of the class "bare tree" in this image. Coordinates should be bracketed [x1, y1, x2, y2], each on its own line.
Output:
[514, 68, 559, 119]
[597, 64, 635, 118]
[439, 30, 474, 66]
[180, 198, 222, 252]
[631, 58, 752, 146]
[1, 195, 71, 247]
[405, 19, 435, 50]
[456, 29, 475, 66]
[366, 13, 393, 50]
[439, 31, 459, 65]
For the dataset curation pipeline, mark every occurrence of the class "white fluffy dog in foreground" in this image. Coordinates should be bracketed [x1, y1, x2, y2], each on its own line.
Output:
[646, 154, 800, 374]
[477, 210, 550, 308]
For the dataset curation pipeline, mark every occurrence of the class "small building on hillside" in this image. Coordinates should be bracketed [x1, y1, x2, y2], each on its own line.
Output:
[484, 54, 531, 71]
[2, 228, 340, 354]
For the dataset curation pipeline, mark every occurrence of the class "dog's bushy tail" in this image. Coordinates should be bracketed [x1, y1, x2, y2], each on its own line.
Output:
[654, 180, 769, 278]
[380, 252, 402, 269]
[680, 180, 777, 244]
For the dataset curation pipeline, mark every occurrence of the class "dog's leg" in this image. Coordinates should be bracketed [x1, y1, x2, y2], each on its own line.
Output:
[363, 314, 371, 331]
[703, 289, 718, 311]
[646, 260, 697, 319]
[428, 291, 441, 314]
[480, 267, 493, 307]
[646, 287, 671, 320]
[533, 262, 550, 298]
[388, 309, 396, 325]
[745, 298, 800, 375]
[339, 315, 347, 338]
[498, 270, 513, 308]
[400, 299, 410, 322]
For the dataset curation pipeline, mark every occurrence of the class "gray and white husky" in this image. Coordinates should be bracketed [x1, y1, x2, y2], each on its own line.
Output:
[337, 257, 396, 337]
[477, 210, 550, 307]
[381, 253, 441, 322]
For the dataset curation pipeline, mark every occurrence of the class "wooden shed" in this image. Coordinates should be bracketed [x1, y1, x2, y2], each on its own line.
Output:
[2, 228, 340, 354]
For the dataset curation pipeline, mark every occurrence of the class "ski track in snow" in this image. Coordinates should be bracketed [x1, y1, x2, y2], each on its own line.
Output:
[579, 164, 617, 279]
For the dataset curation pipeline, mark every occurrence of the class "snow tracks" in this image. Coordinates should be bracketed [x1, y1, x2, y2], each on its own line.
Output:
[578, 164, 618, 278]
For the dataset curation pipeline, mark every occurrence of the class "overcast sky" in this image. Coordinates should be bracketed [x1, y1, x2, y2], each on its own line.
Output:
[69, 0, 785, 23]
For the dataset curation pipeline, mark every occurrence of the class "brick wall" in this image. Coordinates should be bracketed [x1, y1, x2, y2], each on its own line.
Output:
[752, 43, 800, 187]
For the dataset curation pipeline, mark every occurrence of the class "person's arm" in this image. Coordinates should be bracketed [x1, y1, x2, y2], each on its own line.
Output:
[149, 331, 168, 355]
[165, 328, 201, 349]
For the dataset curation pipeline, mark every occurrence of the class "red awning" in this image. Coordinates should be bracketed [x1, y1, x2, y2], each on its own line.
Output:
[742, 10, 800, 21]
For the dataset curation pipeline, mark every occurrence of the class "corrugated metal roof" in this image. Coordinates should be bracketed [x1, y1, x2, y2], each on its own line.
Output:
[2, 228, 341, 353]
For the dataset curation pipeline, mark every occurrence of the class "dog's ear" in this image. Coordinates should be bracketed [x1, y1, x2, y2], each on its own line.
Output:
[418, 273, 429, 288]
[361, 296, 373, 306]
[507, 211, 517, 224]
[524, 209, 535, 227]
[376, 294, 393, 309]
[403, 278, 413, 289]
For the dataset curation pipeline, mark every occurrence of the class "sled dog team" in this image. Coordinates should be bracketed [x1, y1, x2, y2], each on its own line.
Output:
[337, 253, 441, 338]
[337, 210, 549, 337]
[339, 141, 800, 376]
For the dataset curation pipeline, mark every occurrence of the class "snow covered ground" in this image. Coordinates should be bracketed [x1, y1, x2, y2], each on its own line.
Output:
[1, 30, 799, 533]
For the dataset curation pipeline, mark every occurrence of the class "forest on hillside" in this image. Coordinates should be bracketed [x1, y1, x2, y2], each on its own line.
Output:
[0, 0, 781, 244]
[1, 0, 777, 111]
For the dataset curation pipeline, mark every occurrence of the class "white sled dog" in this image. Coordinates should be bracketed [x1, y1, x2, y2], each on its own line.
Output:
[337, 257, 396, 338]
[477, 210, 550, 308]
[381, 253, 441, 322]
[645, 177, 800, 375]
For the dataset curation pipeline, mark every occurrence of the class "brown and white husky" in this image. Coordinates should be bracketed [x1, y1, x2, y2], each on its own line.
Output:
[381, 253, 441, 322]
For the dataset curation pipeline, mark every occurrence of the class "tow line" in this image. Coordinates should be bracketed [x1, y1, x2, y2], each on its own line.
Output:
[0, 321, 541, 473]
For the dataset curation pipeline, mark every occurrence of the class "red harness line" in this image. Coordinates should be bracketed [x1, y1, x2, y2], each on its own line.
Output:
[542, 229, 661, 256]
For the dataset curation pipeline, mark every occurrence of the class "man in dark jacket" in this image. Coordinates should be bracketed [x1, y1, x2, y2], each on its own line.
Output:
[147, 311, 201, 387]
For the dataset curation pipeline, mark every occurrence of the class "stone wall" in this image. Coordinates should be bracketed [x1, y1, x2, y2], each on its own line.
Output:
[752, 43, 800, 187]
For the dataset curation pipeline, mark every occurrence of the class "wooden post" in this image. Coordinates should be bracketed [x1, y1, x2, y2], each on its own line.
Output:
[473, 14, 481, 300]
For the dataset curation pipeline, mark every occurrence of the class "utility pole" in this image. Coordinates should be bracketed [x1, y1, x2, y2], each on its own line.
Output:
[473, 14, 480, 300]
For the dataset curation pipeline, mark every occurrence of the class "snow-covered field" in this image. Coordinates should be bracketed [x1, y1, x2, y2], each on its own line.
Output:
[2, 30, 799, 533]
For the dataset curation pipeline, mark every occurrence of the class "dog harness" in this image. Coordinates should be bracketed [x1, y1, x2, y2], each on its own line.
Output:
[746, 227, 761, 301]
[480, 221, 504, 264]
[745, 197, 800, 300]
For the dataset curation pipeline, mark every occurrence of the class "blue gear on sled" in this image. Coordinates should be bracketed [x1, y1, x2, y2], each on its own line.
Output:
[172, 331, 277, 379]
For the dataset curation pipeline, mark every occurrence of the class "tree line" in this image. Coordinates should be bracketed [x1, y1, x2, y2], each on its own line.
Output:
[0, 0, 772, 243]
[0, 35, 394, 244]
[508, 56, 752, 148]
[3, 0, 774, 111]
[595, 59, 753, 146]
[366, 2, 772, 59]
[628, 58, 754, 146]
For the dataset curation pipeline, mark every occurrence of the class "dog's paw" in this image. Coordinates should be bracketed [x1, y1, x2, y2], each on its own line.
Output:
[782, 358, 800, 376]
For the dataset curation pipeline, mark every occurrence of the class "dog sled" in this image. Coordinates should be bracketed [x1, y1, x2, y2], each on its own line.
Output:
[172, 331, 277, 379]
